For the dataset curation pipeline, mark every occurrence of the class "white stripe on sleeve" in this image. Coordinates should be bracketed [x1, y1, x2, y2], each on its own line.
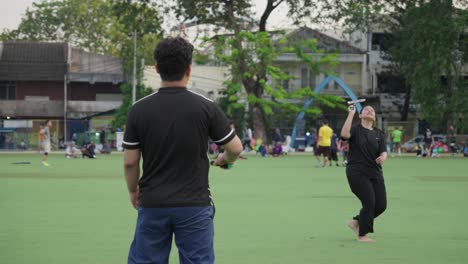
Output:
[123, 141, 140, 145]
[213, 129, 234, 144]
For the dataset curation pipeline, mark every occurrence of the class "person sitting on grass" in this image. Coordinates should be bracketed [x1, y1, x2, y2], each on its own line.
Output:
[463, 140, 468, 157]
[65, 142, 79, 158]
[258, 142, 268, 157]
[272, 142, 283, 157]
[81, 142, 96, 159]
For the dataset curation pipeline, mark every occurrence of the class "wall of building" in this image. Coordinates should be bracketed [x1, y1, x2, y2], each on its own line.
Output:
[277, 61, 364, 96]
[16, 81, 64, 100]
[69, 83, 121, 101]
[15, 81, 121, 101]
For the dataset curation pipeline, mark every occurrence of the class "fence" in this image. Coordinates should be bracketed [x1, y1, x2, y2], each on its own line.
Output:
[384, 120, 418, 144]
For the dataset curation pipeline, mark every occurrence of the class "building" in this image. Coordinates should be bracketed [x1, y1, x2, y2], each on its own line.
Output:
[143, 65, 228, 100]
[0, 42, 125, 149]
[276, 27, 368, 97]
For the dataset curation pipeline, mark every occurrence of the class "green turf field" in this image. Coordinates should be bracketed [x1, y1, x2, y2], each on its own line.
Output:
[1, 153, 467, 264]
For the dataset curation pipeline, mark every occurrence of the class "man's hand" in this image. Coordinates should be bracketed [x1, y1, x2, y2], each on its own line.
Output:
[212, 153, 228, 167]
[129, 190, 140, 209]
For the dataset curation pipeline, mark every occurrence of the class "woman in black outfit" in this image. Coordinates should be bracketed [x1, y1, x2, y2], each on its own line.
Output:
[424, 128, 434, 158]
[341, 104, 388, 242]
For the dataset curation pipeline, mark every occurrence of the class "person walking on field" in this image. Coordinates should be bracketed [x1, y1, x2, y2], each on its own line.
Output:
[123, 37, 243, 264]
[391, 127, 403, 157]
[330, 132, 340, 166]
[315, 119, 333, 167]
[341, 105, 388, 243]
[38, 124, 44, 153]
[41, 120, 52, 166]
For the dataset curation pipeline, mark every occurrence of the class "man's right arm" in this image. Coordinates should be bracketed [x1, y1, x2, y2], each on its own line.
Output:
[213, 136, 243, 166]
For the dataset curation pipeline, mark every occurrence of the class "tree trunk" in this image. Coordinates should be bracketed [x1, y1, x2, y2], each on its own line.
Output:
[251, 103, 267, 141]
[247, 1, 281, 142]
[225, 0, 280, 143]
[445, 67, 454, 133]
[259, 0, 283, 32]
[400, 83, 411, 121]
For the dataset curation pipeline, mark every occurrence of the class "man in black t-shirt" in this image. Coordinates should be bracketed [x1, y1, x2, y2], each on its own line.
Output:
[123, 37, 243, 264]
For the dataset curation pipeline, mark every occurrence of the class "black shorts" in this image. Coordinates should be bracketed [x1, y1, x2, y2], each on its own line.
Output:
[316, 146, 331, 158]
[331, 149, 338, 161]
[424, 142, 432, 149]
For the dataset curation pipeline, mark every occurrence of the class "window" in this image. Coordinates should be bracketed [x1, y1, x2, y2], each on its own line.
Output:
[377, 73, 407, 93]
[309, 70, 316, 89]
[282, 71, 290, 91]
[301, 68, 308, 88]
[371, 33, 391, 51]
[0, 81, 16, 100]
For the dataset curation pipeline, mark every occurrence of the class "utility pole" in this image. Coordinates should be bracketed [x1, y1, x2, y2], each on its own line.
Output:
[64, 74, 67, 141]
[140, 58, 145, 85]
[132, 30, 137, 105]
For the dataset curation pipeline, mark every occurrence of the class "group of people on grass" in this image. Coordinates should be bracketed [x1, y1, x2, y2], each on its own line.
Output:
[313, 119, 350, 167]
[32, 37, 464, 264]
[37, 121, 100, 166]
[391, 125, 466, 158]
[64, 141, 96, 159]
[121, 37, 388, 264]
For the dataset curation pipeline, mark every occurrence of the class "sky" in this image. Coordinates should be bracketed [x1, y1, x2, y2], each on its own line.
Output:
[0, 0, 293, 32]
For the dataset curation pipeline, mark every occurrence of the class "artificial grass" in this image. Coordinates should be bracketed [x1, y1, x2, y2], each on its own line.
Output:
[0, 153, 467, 264]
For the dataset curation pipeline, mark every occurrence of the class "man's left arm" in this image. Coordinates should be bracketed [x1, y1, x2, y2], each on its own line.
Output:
[122, 107, 141, 209]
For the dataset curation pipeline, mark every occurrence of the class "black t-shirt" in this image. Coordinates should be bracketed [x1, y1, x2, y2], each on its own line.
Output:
[346, 124, 387, 176]
[122, 87, 235, 208]
[271, 132, 285, 143]
[424, 131, 433, 144]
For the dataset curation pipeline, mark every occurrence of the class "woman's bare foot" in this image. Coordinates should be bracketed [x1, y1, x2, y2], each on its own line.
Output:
[357, 236, 376, 243]
[347, 220, 359, 236]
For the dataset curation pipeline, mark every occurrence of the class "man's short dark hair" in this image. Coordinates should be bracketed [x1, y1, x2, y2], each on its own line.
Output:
[322, 119, 328, 125]
[154, 37, 193, 81]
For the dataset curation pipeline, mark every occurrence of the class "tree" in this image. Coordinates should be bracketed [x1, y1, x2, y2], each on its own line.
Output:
[389, 1, 467, 131]
[112, 83, 153, 129]
[2, 0, 113, 54]
[108, 0, 163, 129]
[173, 0, 345, 141]
[312, 0, 468, 131]
[213, 30, 342, 132]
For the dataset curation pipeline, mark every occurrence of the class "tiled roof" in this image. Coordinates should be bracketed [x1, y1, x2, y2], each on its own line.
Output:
[0, 42, 67, 63]
[285, 27, 365, 54]
[0, 42, 124, 82]
[0, 42, 67, 81]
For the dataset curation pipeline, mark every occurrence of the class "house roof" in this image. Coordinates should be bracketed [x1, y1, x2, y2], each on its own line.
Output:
[284, 27, 365, 54]
[208, 27, 364, 55]
[0, 42, 67, 63]
[0, 42, 125, 83]
[0, 42, 68, 81]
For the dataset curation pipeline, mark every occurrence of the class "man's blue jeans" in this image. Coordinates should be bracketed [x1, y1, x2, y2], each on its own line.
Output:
[128, 206, 215, 264]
